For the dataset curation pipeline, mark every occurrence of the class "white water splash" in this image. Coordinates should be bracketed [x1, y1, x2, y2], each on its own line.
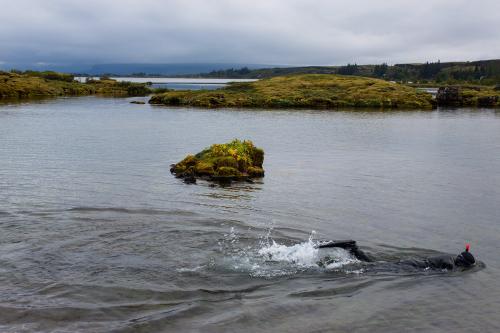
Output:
[216, 228, 361, 278]
[257, 232, 320, 268]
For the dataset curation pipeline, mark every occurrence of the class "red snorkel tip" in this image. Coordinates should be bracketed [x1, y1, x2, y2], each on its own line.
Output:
[465, 243, 470, 252]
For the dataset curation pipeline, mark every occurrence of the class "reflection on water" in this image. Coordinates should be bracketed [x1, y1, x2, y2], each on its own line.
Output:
[1, 97, 500, 332]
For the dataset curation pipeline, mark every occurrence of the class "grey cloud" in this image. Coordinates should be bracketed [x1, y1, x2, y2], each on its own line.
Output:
[0, 0, 499, 68]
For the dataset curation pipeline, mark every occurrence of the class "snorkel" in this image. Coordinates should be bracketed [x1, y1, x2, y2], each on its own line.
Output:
[455, 243, 476, 267]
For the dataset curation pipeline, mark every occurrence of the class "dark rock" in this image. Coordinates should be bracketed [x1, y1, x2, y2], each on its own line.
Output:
[436, 86, 462, 106]
[477, 96, 498, 107]
[183, 176, 196, 184]
[130, 100, 146, 104]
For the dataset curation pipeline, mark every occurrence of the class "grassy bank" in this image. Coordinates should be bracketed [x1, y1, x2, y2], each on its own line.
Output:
[149, 74, 434, 109]
[0, 71, 151, 100]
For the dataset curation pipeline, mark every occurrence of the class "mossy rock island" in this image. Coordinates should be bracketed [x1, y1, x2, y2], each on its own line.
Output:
[149, 74, 434, 109]
[171, 139, 264, 184]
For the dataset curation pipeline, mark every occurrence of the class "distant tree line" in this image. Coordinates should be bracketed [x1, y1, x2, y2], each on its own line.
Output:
[8, 60, 499, 85]
[188, 60, 500, 85]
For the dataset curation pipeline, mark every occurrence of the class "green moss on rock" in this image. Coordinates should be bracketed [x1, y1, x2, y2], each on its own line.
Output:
[247, 166, 265, 177]
[170, 139, 265, 183]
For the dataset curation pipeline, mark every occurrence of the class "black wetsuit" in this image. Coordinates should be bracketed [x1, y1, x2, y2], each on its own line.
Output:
[399, 255, 457, 270]
[317, 240, 474, 271]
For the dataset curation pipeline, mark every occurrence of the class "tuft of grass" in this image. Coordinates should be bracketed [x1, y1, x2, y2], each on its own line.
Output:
[171, 139, 264, 181]
[149, 74, 435, 109]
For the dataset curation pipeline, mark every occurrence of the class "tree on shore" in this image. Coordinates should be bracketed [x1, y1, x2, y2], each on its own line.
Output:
[337, 63, 358, 75]
[373, 63, 388, 78]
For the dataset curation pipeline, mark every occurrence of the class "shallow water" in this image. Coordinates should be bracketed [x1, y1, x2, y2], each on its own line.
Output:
[1, 97, 500, 332]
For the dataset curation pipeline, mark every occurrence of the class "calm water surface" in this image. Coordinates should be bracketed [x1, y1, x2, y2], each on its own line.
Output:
[1, 97, 500, 332]
[75, 77, 257, 90]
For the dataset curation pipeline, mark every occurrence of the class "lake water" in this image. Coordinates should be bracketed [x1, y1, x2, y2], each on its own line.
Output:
[75, 77, 257, 90]
[1, 97, 500, 332]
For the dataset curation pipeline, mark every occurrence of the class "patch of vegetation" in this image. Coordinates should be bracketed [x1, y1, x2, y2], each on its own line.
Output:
[171, 139, 264, 183]
[0, 71, 94, 99]
[86, 77, 151, 96]
[24, 70, 75, 82]
[150, 74, 434, 109]
[0, 71, 152, 100]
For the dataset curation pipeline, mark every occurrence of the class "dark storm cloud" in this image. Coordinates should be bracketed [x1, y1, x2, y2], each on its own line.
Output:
[0, 0, 499, 67]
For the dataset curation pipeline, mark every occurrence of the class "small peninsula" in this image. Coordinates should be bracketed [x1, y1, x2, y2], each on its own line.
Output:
[149, 74, 435, 109]
[171, 139, 264, 183]
[0, 71, 151, 100]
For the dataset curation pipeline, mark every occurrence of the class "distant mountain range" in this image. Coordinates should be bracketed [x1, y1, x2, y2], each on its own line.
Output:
[0, 63, 282, 76]
[83, 63, 281, 76]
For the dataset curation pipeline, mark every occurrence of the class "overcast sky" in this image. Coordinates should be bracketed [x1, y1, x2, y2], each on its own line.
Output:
[1, 0, 500, 67]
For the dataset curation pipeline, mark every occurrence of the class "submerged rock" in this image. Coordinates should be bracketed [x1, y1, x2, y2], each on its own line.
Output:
[130, 100, 146, 104]
[171, 139, 264, 184]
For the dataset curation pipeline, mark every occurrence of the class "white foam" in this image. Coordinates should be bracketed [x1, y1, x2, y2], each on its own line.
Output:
[176, 265, 205, 273]
[324, 250, 360, 269]
[257, 238, 320, 268]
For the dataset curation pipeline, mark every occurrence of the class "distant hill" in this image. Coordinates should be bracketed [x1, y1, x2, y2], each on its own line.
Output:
[187, 59, 500, 85]
[82, 63, 280, 76]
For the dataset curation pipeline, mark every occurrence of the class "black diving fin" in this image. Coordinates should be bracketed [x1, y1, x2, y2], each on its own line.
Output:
[315, 240, 357, 249]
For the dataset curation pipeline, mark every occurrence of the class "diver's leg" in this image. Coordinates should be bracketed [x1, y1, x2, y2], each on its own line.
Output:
[316, 240, 357, 249]
[317, 240, 373, 262]
[350, 246, 373, 262]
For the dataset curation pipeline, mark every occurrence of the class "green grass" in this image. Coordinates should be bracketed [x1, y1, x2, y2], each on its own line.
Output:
[0, 71, 151, 99]
[149, 74, 434, 109]
[172, 139, 264, 180]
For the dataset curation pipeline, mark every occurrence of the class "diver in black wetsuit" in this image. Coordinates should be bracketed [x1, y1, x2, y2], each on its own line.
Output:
[316, 240, 476, 270]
